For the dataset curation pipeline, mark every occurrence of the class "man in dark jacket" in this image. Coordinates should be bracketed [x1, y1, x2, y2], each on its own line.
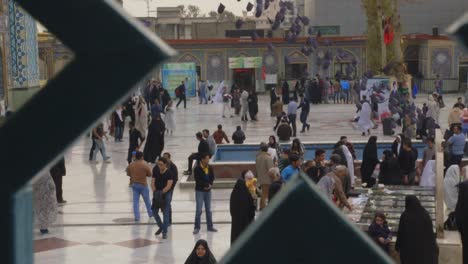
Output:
[176, 81, 187, 109]
[184, 132, 210, 175]
[193, 153, 217, 234]
[232, 126, 246, 144]
[50, 158, 66, 204]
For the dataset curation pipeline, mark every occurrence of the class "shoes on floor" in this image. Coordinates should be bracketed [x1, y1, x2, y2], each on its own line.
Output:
[162, 233, 168, 239]
[183, 170, 191, 175]
[155, 228, 162, 236]
[40, 229, 49, 234]
[207, 227, 218, 232]
[58, 200, 67, 204]
[193, 229, 200, 235]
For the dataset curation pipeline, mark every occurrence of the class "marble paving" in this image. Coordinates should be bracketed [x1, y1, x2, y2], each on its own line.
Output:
[34, 93, 461, 264]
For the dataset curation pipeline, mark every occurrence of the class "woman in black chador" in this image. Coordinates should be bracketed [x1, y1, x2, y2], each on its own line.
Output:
[396, 195, 438, 264]
[184, 239, 217, 264]
[360, 136, 379, 188]
[143, 115, 165, 163]
[230, 172, 256, 244]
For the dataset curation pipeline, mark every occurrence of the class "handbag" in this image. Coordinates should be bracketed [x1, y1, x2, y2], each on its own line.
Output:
[444, 212, 458, 231]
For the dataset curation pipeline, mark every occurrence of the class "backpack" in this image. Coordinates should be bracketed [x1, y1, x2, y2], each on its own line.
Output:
[174, 87, 180, 98]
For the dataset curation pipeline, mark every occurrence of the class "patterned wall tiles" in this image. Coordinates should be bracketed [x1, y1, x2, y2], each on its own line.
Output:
[8, 0, 39, 89]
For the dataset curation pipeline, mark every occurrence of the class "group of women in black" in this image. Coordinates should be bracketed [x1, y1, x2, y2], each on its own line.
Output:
[360, 134, 418, 188]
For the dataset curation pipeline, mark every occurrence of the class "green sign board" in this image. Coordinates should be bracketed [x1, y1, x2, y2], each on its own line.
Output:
[229, 57, 262, 69]
[162, 63, 197, 97]
[310, 26, 340, 36]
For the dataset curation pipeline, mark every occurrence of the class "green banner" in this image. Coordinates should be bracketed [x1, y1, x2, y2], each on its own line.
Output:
[229, 57, 262, 69]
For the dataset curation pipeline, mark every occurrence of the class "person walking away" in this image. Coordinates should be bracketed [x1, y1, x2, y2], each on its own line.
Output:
[113, 106, 125, 142]
[162, 152, 178, 226]
[50, 157, 66, 204]
[398, 138, 418, 185]
[230, 176, 255, 244]
[248, 91, 259, 121]
[127, 121, 145, 164]
[232, 126, 246, 144]
[184, 239, 217, 264]
[455, 180, 468, 264]
[193, 153, 217, 234]
[434, 74, 443, 95]
[447, 124, 465, 166]
[126, 151, 153, 221]
[213, 124, 230, 144]
[184, 132, 210, 175]
[360, 136, 379, 188]
[240, 89, 249, 121]
[272, 98, 284, 130]
[161, 87, 171, 111]
[151, 157, 174, 239]
[91, 122, 111, 164]
[164, 100, 176, 135]
[221, 87, 233, 118]
[298, 94, 310, 133]
[176, 81, 187, 109]
[143, 115, 165, 163]
[395, 195, 438, 264]
[198, 80, 208, 104]
[33, 171, 58, 234]
[358, 95, 373, 136]
[287, 98, 298, 137]
[256, 142, 274, 210]
[203, 129, 217, 157]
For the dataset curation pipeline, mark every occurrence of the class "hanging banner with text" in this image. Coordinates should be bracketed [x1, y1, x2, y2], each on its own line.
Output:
[162, 63, 197, 98]
[229, 57, 262, 69]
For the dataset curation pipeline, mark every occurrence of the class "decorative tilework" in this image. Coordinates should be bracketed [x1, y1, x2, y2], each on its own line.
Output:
[206, 52, 225, 81]
[8, 0, 39, 88]
[34, 237, 81, 253]
[430, 48, 452, 78]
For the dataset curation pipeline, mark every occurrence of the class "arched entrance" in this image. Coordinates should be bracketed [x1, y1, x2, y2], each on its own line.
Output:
[177, 53, 202, 80]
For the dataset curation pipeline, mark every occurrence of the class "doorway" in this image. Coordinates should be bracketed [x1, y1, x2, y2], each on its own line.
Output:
[233, 68, 256, 92]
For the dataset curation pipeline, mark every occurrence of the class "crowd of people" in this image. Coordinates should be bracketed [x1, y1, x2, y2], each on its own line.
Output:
[29, 76, 468, 264]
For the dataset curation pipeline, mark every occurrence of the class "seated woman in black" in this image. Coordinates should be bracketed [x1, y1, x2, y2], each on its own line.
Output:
[379, 150, 402, 185]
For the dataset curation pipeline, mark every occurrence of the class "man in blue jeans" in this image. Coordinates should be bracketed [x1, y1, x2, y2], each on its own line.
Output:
[447, 124, 466, 166]
[151, 157, 174, 239]
[193, 153, 218, 234]
[126, 151, 153, 221]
